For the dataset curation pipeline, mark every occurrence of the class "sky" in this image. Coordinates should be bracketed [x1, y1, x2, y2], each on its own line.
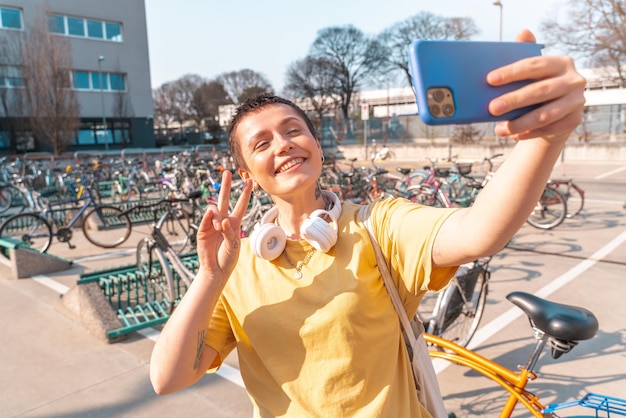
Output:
[145, 0, 563, 92]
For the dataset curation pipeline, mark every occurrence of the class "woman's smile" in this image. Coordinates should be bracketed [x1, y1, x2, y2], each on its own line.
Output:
[276, 157, 306, 174]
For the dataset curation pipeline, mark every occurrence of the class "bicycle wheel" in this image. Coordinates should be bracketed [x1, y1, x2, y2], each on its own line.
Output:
[437, 266, 489, 348]
[0, 185, 14, 213]
[82, 205, 132, 248]
[526, 187, 567, 230]
[154, 246, 177, 313]
[0, 213, 53, 255]
[554, 183, 585, 219]
[162, 207, 193, 254]
[407, 185, 448, 208]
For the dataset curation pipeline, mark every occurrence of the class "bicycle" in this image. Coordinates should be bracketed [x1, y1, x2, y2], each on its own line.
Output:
[526, 185, 568, 230]
[548, 178, 585, 219]
[418, 257, 491, 348]
[0, 179, 132, 253]
[423, 291, 626, 417]
[122, 197, 197, 313]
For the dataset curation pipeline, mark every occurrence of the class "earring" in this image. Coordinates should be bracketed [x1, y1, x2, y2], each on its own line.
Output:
[321, 153, 325, 164]
[253, 181, 263, 196]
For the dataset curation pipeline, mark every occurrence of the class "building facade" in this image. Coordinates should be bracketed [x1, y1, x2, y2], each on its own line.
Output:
[0, 0, 154, 155]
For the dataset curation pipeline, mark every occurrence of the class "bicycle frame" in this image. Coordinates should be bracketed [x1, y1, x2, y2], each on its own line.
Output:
[41, 185, 97, 231]
[425, 290, 617, 418]
[426, 333, 547, 417]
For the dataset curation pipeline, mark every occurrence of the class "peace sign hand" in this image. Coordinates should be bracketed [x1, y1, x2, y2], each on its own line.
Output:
[196, 170, 253, 282]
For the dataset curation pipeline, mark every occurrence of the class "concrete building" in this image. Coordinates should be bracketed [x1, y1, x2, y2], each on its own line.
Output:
[0, 0, 154, 154]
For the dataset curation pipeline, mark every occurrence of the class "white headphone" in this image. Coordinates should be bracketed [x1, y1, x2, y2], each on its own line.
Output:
[249, 190, 342, 260]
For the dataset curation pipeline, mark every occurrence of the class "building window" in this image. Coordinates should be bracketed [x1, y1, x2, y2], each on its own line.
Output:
[0, 66, 24, 88]
[71, 71, 126, 92]
[72, 71, 90, 90]
[0, 131, 9, 149]
[67, 16, 84, 36]
[109, 73, 125, 91]
[48, 14, 122, 42]
[105, 22, 122, 41]
[87, 19, 103, 38]
[1, 7, 22, 30]
[75, 120, 129, 146]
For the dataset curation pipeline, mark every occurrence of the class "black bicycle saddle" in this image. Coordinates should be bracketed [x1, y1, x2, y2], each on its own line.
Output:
[506, 291, 598, 341]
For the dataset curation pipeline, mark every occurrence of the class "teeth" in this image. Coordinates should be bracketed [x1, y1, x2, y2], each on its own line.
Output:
[278, 158, 304, 173]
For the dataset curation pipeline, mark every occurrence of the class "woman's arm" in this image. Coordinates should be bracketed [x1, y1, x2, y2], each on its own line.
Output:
[433, 30, 586, 267]
[150, 172, 253, 394]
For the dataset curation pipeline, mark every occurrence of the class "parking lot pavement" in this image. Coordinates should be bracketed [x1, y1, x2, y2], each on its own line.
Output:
[1, 160, 625, 417]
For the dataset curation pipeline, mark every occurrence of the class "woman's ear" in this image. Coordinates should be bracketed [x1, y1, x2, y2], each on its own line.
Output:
[238, 168, 251, 181]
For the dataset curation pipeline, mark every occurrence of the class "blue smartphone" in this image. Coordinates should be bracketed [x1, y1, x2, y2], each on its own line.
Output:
[408, 40, 544, 125]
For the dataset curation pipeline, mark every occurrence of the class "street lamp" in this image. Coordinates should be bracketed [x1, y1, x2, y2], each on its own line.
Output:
[493, 1, 503, 42]
[97, 55, 108, 151]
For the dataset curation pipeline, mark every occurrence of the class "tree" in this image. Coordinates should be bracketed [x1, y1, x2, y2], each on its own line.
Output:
[193, 80, 232, 135]
[378, 12, 480, 88]
[541, 0, 626, 86]
[310, 25, 387, 136]
[217, 69, 273, 104]
[168, 74, 206, 133]
[20, 10, 80, 155]
[283, 56, 342, 135]
[153, 83, 177, 138]
[0, 33, 29, 150]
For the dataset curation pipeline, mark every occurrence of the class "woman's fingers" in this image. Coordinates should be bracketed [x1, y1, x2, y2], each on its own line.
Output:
[487, 55, 586, 139]
[217, 170, 232, 215]
[514, 29, 536, 43]
[231, 179, 253, 220]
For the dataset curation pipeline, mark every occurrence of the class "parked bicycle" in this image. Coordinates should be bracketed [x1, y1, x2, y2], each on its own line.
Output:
[548, 177, 585, 219]
[0, 179, 132, 253]
[121, 197, 197, 314]
[418, 257, 492, 348]
[423, 291, 626, 417]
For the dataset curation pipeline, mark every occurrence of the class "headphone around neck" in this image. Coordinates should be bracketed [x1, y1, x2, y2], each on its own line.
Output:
[249, 190, 342, 260]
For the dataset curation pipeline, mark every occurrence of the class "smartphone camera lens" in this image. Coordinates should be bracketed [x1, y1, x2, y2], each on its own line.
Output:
[430, 105, 441, 116]
[432, 90, 445, 103]
[442, 104, 455, 116]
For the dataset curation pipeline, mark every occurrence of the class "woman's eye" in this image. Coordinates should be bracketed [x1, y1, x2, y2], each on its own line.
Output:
[254, 140, 269, 150]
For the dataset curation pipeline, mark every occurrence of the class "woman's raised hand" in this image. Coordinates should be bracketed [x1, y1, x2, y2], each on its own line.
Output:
[487, 29, 586, 142]
[196, 170, 253, 280]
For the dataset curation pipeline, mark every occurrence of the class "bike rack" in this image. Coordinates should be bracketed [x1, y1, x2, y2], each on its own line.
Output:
[68, 253, 199, 341]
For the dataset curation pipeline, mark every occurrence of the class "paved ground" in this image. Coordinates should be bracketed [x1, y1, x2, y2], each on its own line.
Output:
[1, 159, 625, 417]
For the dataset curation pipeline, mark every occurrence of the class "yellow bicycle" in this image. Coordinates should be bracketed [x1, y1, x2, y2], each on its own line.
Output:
[425, 291, 626, 417]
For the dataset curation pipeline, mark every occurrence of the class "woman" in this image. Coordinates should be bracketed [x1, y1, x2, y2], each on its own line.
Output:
[150, 30, 585, 417]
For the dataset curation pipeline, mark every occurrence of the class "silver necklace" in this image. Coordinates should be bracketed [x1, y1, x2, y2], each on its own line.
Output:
[283, 248, 316, 279]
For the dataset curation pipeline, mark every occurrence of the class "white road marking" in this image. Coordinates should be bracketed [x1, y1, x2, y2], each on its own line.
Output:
[32, 274, 70, 294]
[595, 165, 626, 180]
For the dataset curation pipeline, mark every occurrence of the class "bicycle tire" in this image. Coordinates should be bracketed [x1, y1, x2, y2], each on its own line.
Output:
[137, 237, 157, 277]
[526, 187, 567, 230]
[162, 207, 193, 254]
[82, 205, 132, 248]
[154, 246, 177, 313]
[555, 183, 585, 219]
[437, 267, 489, 347]
[0, 213, 53, 255]
[407, 185, 449, 208]
[0, 186, 14, 213]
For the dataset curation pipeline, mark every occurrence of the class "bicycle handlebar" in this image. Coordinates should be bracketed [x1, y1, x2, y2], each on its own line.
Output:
[119, 195, 197, 216]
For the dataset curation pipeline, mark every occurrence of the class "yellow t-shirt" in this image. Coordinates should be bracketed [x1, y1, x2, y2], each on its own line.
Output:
[205, 198, 459, 417]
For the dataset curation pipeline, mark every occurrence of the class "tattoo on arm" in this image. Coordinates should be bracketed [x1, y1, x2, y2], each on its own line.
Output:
[232, 238, 239, 249]
[193, 329, 207, 370]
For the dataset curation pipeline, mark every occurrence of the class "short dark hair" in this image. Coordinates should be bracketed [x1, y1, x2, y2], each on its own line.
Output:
[227, 93, 318, 169]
